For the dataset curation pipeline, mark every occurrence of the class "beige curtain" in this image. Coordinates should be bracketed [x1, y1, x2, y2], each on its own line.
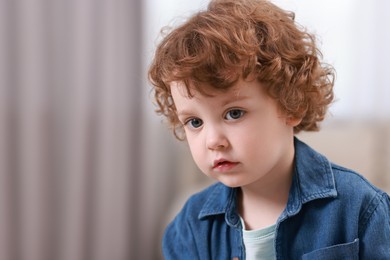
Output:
[0, 0, 176, 259]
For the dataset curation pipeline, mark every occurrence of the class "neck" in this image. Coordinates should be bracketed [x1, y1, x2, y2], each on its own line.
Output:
[239, 146, 294, 230]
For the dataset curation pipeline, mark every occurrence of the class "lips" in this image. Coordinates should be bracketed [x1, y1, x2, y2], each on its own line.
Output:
[212, 159, 239, 171]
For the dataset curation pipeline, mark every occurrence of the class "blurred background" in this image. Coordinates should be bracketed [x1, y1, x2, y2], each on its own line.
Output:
[0, 0, 389, 259]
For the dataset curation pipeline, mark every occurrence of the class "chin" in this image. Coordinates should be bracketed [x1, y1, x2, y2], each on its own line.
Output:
[218, 178, 247, 188]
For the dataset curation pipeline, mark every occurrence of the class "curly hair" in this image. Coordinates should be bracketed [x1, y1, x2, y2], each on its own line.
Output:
[148, 0, 335, 139]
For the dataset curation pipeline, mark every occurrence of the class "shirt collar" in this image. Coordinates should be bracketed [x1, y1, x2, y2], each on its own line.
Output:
[284, 138, 337, 217]
[198, 137, 337, 222]
[198, 183, 241, 226]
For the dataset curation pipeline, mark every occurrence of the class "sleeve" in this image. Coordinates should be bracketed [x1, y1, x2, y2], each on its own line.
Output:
[162, 213, 200, 259]
[359, 192, 390, 258]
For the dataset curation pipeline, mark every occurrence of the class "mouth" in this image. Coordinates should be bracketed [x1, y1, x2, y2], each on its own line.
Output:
[212, 159, 239, 171]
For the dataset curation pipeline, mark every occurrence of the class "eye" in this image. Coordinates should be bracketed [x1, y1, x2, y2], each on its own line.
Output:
[225, 109, 245, 120]
[185, 118, 203, 129]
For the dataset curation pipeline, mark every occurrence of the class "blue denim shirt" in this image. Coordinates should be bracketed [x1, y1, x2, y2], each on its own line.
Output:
[163, 138, 390, 259]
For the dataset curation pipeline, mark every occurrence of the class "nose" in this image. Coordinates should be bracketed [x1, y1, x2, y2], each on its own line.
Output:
[206, 125, 229, 150]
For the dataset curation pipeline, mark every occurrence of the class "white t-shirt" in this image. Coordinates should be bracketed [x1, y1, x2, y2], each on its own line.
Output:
[241, 217, 276, 260]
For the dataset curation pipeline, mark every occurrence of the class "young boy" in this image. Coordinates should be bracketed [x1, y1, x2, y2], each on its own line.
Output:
[148, 0, 390, 259]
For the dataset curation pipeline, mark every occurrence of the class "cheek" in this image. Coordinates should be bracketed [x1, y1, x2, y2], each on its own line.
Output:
[231, 120, 265, 145]
[232, 120, 284, 154]
[186, 136, 207, 168]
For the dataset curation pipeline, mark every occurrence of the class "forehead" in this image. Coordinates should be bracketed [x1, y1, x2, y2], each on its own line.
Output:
[169, 78, 271, 113]
[170, 80, 248, 100]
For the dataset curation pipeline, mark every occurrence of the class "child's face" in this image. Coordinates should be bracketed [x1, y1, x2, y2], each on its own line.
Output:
[170, 78, 298, 189]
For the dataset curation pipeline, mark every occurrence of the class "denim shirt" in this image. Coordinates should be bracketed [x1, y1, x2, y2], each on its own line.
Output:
[162, 138, 390, 259]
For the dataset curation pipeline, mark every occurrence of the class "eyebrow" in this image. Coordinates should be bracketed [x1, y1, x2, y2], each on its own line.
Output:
[176, 94, 251, 118]
[176, 110, 193, 118]
[221, 94, 251, 107]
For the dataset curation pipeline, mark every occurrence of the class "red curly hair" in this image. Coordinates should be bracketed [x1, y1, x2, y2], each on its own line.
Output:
[148, 0, 335, 139]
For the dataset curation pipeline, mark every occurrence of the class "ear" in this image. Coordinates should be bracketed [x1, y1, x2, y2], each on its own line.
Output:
[286, 117, 302, 127]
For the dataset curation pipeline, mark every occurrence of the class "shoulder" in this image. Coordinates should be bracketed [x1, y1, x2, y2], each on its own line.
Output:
[330, 163, 390, 221]
[294, 137, 389, 219]
[331, 163, 387, 199]
[294, 137, 387, 203]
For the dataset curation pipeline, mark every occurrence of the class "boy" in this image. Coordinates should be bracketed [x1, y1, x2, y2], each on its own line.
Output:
[148, 0, 390, 259]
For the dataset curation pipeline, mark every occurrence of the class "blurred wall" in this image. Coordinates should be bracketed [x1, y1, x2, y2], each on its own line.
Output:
[0, 0, 173, 259]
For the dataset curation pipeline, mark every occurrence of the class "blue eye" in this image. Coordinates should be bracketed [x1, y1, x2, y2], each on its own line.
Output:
[225, 109, 245, 120]
[186, 118, 203, 128]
